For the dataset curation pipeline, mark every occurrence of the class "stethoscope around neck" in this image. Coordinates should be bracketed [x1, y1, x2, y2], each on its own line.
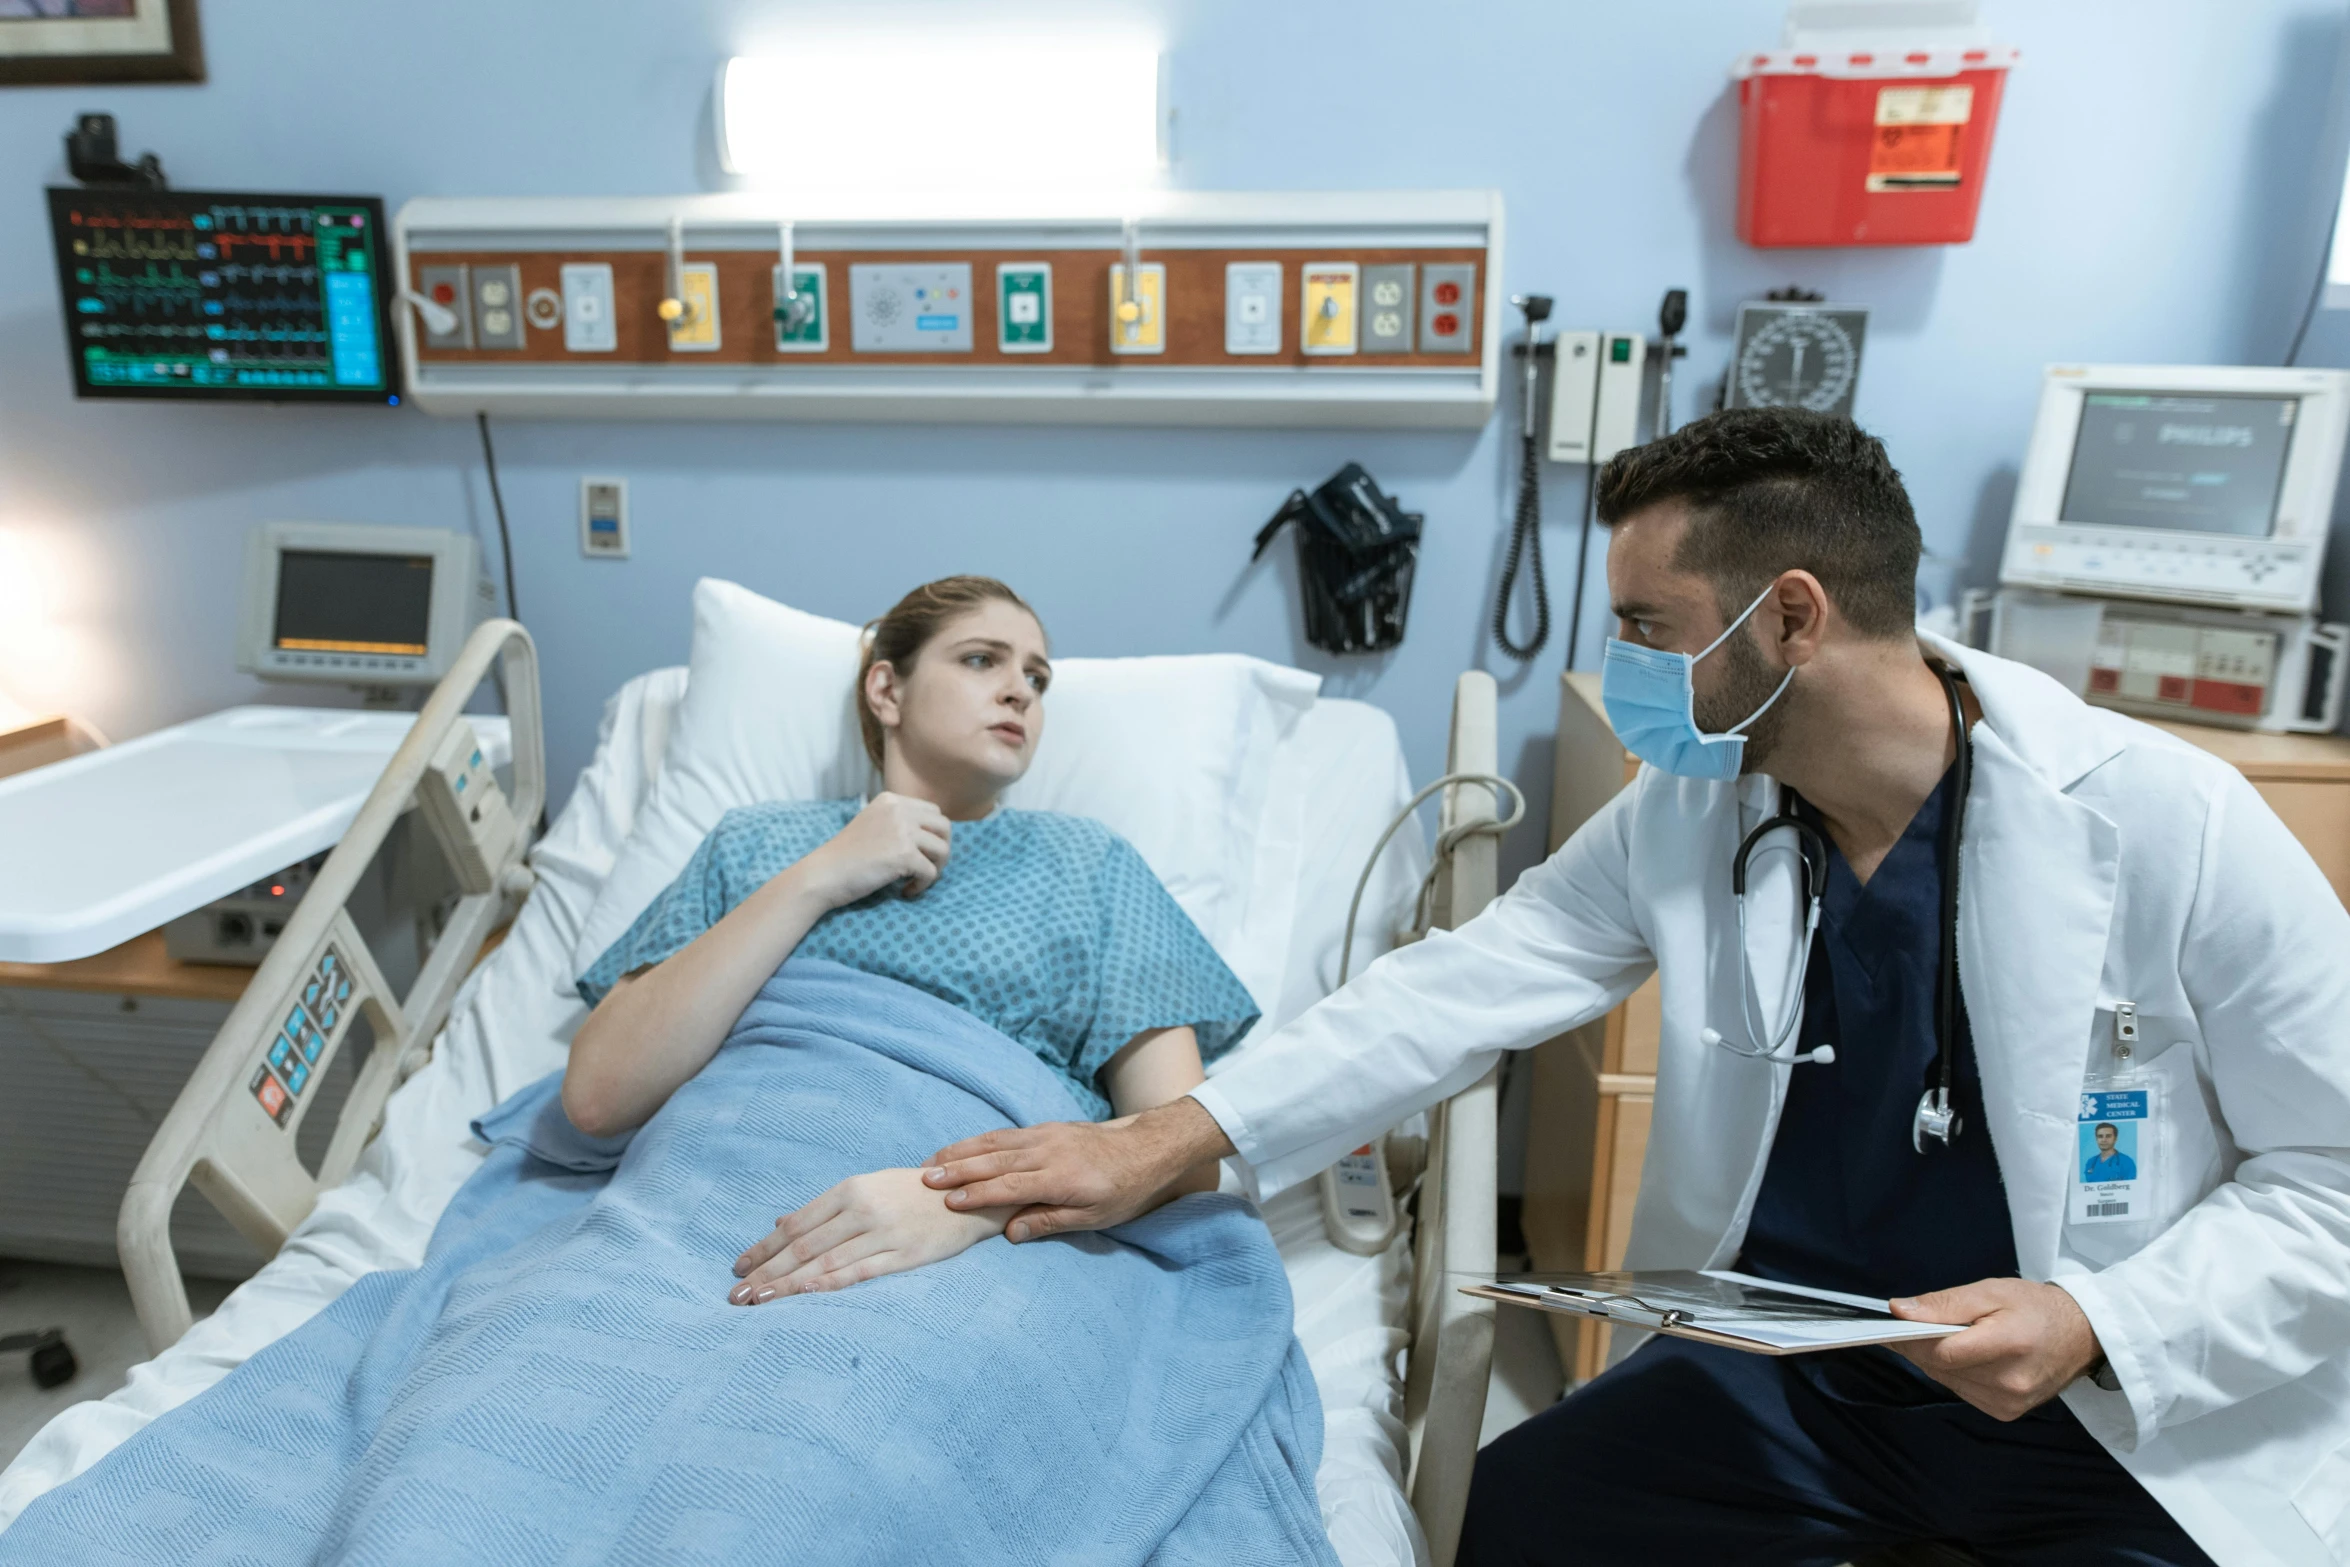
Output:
[1699, 661, 1974, 1153]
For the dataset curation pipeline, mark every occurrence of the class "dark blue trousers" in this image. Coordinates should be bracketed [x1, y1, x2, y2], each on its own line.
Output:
[1458, 1336, 2214, 1567]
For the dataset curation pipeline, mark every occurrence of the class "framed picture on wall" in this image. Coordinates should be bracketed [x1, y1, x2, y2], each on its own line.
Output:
[0, 0, 203, 86]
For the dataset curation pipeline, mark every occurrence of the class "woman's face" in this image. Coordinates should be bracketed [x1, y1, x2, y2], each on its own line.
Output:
[867, 599, 1051, 796]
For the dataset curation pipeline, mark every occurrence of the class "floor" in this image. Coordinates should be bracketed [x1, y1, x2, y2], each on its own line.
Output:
[0, 1248, 1564, 1476]
[0, 1260, 233, 1470]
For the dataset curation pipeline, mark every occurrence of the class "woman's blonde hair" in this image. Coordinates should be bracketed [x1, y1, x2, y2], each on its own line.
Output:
[856, 576, 1043, 766]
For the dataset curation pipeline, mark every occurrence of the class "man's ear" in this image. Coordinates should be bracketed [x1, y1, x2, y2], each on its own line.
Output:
[1771, 570, 1832, 667]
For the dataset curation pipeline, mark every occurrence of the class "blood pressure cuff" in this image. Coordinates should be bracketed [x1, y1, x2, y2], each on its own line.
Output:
[1252, 462, 1423, 655]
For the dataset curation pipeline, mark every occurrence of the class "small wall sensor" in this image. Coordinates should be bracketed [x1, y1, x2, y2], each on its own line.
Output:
[580, 477, 629, 559]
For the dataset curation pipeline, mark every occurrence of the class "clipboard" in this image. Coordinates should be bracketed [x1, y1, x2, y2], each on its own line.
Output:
[1462, 1269, 1966, 1355]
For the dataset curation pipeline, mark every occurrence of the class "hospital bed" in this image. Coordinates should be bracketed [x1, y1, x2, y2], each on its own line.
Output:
[0, 616, 1505, 1567]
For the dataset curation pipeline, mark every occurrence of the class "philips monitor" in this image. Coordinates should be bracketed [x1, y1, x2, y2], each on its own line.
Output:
[238, 524, 489, 687]
[1999, 364, 2350, 615]
[48, 188, 400, 404]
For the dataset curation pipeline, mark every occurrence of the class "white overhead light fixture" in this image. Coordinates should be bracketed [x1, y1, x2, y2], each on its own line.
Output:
[718, 38, 1164, 199]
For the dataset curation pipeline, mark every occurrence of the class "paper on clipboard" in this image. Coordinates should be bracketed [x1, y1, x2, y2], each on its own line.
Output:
[1464, 1269, 1966, 1355]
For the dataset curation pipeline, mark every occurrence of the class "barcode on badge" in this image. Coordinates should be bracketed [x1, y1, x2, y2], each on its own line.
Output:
[2087, 1201, 2130, 1218]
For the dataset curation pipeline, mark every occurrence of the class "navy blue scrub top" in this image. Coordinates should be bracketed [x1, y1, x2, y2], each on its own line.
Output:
[1737, 765, 2019, 1302]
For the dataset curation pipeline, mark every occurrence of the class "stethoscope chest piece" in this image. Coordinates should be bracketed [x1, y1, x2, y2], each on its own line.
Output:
[1912, 1085, 1961, 1152]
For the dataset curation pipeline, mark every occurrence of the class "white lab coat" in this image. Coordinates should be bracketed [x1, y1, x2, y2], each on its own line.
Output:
[1193, 637, 2350, 1566]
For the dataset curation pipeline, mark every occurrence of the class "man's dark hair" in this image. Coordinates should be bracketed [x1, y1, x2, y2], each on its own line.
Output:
[1596, 407, 1921, 638]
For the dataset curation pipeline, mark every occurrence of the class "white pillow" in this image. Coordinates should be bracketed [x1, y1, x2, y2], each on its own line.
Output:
[567, 579, 1319, 1017]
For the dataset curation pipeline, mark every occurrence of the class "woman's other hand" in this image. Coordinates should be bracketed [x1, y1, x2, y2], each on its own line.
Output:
[793, 792, 951, 908]
[727, 1168, 1013, 1303]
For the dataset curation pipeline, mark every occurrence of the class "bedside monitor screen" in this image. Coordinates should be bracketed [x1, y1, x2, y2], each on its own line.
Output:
[273, 550, 435, 658]
[2060, 390, 2299, 539]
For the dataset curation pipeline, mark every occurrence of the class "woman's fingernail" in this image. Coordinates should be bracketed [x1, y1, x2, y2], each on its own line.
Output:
[728, 1286, 747, 1304]
[754, 1286, 777, 1303]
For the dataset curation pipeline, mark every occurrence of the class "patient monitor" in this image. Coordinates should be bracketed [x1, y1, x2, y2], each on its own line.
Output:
[1990, 364, 2350, 732]
[238, 522, 494, 690]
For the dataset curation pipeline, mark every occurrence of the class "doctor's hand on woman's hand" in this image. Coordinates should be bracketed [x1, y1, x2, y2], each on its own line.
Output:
[792, 793, 951, 907]
[1886, 1277, 2104, 1421]
[727, 1168, 1015, 1304]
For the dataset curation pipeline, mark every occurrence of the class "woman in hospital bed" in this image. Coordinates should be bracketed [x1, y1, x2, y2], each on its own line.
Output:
[0, 577, 1341, 1566]
[567, 575, 1244, 1300]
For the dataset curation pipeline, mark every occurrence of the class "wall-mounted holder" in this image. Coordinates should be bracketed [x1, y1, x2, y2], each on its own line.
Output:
[391, 191, 1504, 429]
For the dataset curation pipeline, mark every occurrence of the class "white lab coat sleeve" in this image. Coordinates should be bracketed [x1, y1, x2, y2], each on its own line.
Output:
[1192, 779, 1659, 1200]
[2056, 769, 2350, 1445]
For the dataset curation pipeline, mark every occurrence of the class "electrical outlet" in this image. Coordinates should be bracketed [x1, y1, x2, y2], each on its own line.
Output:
[1419, 263, 1477, 353]
[580, 477, 629, 559]
[416, 263, 472, 350]
[1361, 264, 1415, 353]
[1545, 330, 1602, 463]
[472, 263, 524, 350]
[1224, 261, 1281, 355]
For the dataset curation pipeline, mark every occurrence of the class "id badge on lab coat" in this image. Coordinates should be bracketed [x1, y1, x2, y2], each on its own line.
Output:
[2070, 1079, 2160, 1226]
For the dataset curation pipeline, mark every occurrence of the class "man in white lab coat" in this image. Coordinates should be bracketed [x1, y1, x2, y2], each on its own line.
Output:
[925, 409, 2350, 1566]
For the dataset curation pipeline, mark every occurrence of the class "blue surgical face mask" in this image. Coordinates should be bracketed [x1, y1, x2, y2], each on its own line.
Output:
[1600, 585, 1793, 781]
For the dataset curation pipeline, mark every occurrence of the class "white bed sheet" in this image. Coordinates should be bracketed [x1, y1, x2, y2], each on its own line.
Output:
[0, 668, 1431, 1567]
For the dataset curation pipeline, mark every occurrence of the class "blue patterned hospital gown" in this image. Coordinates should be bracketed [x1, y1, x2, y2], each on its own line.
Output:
[578, 801, 1260, 1118]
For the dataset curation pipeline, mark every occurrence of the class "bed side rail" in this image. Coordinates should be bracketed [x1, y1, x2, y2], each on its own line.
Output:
[1403, 670, 1502, 1567]
[118, 620, 544, 1354]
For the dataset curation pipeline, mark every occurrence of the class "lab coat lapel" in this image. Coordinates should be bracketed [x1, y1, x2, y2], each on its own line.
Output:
[1958, 723, 2120, 1278]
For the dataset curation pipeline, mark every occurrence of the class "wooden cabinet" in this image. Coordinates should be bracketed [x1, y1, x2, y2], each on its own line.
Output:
[1520, 673, 2350, 1385]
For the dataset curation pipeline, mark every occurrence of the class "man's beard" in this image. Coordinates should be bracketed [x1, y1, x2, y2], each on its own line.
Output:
[1691, 627, 1790, 775]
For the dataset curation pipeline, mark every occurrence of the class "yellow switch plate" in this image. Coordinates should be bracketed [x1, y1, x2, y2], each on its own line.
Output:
[1301, 261, 1360, 356]
[668, 262, 721, 352]
[1108, 263, 1166, 355]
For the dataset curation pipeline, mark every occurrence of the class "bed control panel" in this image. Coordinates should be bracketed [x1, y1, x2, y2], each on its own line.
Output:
[417, 719, 519, 895]
[249, 944, 356, 1128]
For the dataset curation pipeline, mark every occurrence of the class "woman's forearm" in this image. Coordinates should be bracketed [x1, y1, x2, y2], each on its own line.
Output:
[563, 864, 832, 1135]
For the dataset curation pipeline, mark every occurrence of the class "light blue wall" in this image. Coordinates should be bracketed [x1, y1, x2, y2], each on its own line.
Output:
[4, 0, 2347, 881]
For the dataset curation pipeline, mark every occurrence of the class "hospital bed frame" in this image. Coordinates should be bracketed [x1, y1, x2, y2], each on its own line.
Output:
[113, 629, 1499, 1566]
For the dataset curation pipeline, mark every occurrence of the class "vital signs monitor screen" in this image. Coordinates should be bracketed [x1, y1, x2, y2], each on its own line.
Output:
[47, 188, 398, 404]
[2060, 391, 2298, 538]
[273, 552, 435, 657]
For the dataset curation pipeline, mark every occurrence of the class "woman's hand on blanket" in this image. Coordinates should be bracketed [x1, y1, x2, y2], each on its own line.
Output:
[796, 792, 953, 906]
[728, 1167, 1014, 1303]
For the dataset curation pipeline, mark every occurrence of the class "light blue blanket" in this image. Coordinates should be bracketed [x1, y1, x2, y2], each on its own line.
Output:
[2, 960, 1337, 1566]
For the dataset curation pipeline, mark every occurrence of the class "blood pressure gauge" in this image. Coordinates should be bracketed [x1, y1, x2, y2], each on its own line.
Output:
[1727, 303, 1869, 420]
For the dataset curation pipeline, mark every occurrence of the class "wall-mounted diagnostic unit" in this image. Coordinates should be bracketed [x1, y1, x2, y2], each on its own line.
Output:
[46, 188, 399, 404]
[237, 522, 495, 688]
[390, 192, 1502, 428]
[1989, 364, 2350, 733]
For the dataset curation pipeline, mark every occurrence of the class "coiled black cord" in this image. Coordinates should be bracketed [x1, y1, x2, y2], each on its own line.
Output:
[1492, 427, 1548, 661]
